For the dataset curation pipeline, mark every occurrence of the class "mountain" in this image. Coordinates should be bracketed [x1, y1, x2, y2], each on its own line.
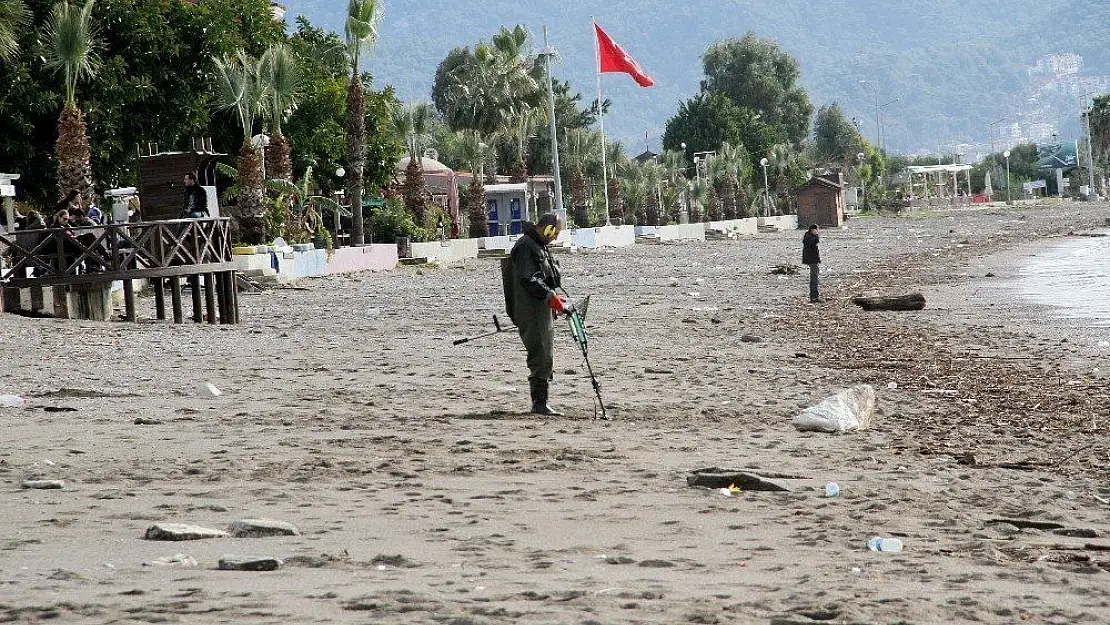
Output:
[282, 0, 1110, 156]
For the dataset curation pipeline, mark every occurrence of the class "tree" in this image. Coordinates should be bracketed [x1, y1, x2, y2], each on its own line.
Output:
[701, 33, 813, 145]
[453, 129, 492, 238]
[687, 178, 707, 223]
[604, 140, 627, 223]
[212, 51, 265, 218]
[814, 102, 862, 165]
[660, 149, 688, 222]
[391, 102, 433, 227]
[662, 91, 779, 174]
[435, 25, 540, 142]
[260, 43, 303, 181]
[562, 127, 601, 228]
[44, 0, 100, 207]
[0, 0, 29, 62]
[344, 0, 380, 245]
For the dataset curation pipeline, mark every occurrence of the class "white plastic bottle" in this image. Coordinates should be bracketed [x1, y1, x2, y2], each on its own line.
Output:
[867, 537, 903, 552]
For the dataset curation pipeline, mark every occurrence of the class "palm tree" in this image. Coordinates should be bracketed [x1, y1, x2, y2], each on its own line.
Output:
[618, 163, 646, 226]
[641, 161, 664, 225]
[661, 149, 688, 223]
[705, 154, 727, 220]
[260, 43, 303, 181]
[212, 50, 266, 217]
[687, 178, 708, 223]
[508, 107, 540, 183]
[391, 102, 434, 227]
[767, 143, 793, 214]
[562, 128, 601, 228]
[0, 0, 30, 63]
[454, 130, 493, 238]
[605, 140, 626, 224]
[344, 0, 380, 245]
[43, 0, 99, 208]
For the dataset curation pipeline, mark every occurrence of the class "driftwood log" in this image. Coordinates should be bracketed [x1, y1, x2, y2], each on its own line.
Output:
[851, 293, 926, 311]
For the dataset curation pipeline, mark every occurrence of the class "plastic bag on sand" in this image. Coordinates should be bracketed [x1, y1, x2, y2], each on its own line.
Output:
[793, 385, 876, 433]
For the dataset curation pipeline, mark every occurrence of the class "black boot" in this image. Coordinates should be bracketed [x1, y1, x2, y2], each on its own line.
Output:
[529, 378, 563, 416]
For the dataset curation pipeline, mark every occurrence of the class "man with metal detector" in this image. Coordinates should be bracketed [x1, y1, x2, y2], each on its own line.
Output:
[503, 213, 567, 416]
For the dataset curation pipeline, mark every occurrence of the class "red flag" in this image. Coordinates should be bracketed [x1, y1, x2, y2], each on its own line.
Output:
[594, 23, 654, 88]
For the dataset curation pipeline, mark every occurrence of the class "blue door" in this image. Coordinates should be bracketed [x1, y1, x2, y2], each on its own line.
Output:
[509, 198, 523, 235]
[487, 199, 499, 237]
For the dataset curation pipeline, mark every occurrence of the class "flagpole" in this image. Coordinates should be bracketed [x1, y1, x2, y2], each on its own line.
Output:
[593, 18, 611, 226]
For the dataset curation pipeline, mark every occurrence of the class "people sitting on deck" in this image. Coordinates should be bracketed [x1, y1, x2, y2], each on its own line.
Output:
[86, 203, 104, 225]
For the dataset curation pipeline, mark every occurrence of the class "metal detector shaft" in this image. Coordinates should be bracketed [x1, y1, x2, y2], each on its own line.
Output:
[452, 315, 513, 346]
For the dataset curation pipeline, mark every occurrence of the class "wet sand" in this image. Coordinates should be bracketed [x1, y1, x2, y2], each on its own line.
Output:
[1, 202, 1109, 624]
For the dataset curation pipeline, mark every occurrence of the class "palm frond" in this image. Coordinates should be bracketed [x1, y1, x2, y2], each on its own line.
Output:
[344, 0, 379, 69]
[0, 0, 30, 62]
[261, 43, 303, 135]
[212, 50, 265, 140]
[42, 0, 100, 106]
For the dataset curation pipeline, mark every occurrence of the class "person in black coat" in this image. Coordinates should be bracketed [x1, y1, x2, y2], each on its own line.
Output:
[182, 172, 208, 218]
[802, 224, 821, 302]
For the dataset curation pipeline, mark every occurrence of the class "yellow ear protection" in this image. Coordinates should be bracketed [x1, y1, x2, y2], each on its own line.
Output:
[542, 224, 556, 239]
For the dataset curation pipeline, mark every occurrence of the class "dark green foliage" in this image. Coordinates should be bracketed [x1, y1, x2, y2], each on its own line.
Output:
[662, 92, 779, 170]
[701, 34, 813, 145]
[814, 103, 863, 164]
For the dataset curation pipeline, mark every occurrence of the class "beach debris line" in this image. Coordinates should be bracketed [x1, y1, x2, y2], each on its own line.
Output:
[771, 264, 799, 275]
[851, 293, 926, 311]
[793, 385, 876, 434]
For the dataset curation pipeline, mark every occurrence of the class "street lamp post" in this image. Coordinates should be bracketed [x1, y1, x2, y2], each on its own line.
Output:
[1003, 150, 1011, 205]
[857, 152, 866, 211]
[877, 97, 900, 152]
[1080, 93, 1098, 200]
[760, 157, 771, 218]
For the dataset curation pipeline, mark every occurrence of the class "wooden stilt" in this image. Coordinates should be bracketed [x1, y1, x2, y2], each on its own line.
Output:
[29, 286, 43, 312]
[188, 275, 203, 323]
[204, 273, 217, 324]
[215, 272, 229, 324]
[169, 276, 183, 324]
[2, 287, 21, 313]
[52, 286, 69, 319]
[123, 279, 136, 322]
[229, 271, 240, 324]
[154, 278, 166, 321]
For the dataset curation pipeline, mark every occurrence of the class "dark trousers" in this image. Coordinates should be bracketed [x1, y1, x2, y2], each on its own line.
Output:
[807, 263, 820, 301]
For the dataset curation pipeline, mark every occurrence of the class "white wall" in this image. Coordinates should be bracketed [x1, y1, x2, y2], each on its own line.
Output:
[411, 238, 479, 264]
[571, 225, 635, 249]
[708, 218, 759, 235]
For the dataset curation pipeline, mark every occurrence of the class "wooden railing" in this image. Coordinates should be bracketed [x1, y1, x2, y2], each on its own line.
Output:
[0, 218, 234, 287]
[1, 218, 239, 323]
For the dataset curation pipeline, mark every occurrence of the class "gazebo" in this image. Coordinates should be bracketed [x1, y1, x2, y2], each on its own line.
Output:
[906, 164, 973, 207]
[395, 155, 470, 238]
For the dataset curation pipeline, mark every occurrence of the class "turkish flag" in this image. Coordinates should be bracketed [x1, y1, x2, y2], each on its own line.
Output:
[595, 23, 654, 88]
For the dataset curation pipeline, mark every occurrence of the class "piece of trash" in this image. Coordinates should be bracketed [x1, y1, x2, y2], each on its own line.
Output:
[867, 537, 903, 552]
[887, 382, 898, 390]
[793, 385, 876, 434]
[144, 554, 198, 567]
[1099, 341, 1110, 348]
[0, 394, 26, 409]
[825, 482, 840, 497]
[718, 488, 733, 497]
[202, 383, 223, 397]
[688, 292, 701, 298]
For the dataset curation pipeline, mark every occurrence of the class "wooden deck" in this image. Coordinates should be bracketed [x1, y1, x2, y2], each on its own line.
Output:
[0, 218, 239, 323]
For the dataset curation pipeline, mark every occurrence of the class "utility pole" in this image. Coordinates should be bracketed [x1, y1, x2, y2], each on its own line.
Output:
[541, 26, 564, 218]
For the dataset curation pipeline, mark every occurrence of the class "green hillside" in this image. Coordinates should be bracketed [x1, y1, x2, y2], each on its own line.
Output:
[281, 0, 1108, 154]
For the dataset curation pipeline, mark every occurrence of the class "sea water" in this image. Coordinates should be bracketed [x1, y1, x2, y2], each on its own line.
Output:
[1016, 232, 1110, 327]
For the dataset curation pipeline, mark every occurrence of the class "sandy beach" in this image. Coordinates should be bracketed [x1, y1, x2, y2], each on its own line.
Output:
[2, 203, 1109, 624]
